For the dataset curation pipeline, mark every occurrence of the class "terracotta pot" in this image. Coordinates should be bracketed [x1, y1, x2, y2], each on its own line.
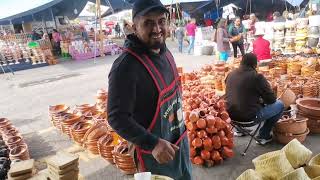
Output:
[9, 144, 29, 160]
[49, 104, 70, 114]
[274, 128, 309, 144]
[275, 116, 308, 134]
[297, 98, 320, 117]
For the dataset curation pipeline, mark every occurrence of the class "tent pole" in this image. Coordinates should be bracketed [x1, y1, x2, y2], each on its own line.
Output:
[97, 0, 104, 57]
[50, 8, 57, 29]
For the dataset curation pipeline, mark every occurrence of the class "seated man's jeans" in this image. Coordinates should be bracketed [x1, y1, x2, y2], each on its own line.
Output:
[254, 100, 284, 139]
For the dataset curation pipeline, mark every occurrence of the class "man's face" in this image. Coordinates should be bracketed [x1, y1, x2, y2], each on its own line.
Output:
[133, 11, 168, 49]
[235, 19, 241, 26]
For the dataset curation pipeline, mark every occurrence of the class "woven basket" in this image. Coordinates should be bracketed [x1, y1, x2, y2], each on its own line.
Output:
[252, 150, 294, 179]
[236, 169, 263, 180]
[282, 139, 313, 168]
[279, 167, 311, 180]
[309, 153, 320, 166]
[304, 165, 320, 179]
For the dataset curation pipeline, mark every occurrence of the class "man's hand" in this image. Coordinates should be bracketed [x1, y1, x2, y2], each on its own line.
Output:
[152, 138, 179, 164]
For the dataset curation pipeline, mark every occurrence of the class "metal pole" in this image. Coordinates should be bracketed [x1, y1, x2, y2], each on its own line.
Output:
[97, 0, 104, 57]
[50, 8, 57, 29]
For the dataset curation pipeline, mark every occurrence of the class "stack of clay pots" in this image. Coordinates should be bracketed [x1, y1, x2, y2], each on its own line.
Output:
[297, 98, 320, 133]
[96, 89, 108, 112]
[60, 113, 82, 138]
[273, 22, 285, 50]
[285, 20, 296, 54]
[70, 121, 93, 145]
[273, 115, 309, 144]
[302, 80, 319, 97]
[295, 18, 309, 52]
[0, 118, 30, 161]
[98, 132, 122, 164]
[82, 123, 109, 155]
[113, 141, 137, 175]
[49, 104, 70, 131]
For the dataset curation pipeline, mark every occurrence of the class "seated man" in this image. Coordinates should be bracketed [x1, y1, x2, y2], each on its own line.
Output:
[225, 53, 284, 145]
[253, 29, 272, 66]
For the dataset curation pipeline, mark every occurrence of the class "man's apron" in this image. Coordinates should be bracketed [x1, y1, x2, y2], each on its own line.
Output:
[124, 48, 192, 180]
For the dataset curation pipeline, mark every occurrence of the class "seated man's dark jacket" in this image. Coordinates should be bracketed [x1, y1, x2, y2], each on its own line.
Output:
[225, 66, 276, 122]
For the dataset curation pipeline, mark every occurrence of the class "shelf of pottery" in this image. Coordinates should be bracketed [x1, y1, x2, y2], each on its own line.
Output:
[0, 38, 57, 66]
[68, 40, 121, 61]
[270, 15, 320, 54]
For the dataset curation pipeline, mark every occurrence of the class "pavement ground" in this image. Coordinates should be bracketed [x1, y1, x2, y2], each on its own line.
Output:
[0, 41, 319, 180]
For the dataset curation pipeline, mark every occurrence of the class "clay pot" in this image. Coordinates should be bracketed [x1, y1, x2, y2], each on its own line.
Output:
[296, 98, 320, 117]
[75, 104, 96, 114]
[274, 128, 309, 144]
[275, 116, 308, 135]
[49, 104, 70, 114]
[6, 136, 23, 149]
[9, 145, 29, 160]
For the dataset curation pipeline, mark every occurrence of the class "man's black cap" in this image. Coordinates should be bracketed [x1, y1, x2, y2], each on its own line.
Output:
[132, 0, 169, 19]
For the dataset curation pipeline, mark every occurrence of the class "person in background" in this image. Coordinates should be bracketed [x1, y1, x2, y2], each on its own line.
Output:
[249, 13, 258, 34]
[216, 18, 231, 61]
[107, 0, 192, 179]
[31, 30, 41, 41]
[115, 23, 121, 37]
[123, 20, 134, 37]
[88, 28, 95, 40]
[175, 23, 185, 53]
[228, 17, 246, 58]
[52, 29, 62, 55]
[273, 11, 286, 22]
[80, 27, 89, 42]
[186, 18, 197, 54]
[225, 53, 284, 144]
[253, 29, 272, 66]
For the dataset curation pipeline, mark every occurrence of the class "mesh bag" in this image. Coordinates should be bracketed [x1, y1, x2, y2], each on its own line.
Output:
[252, 150, 294, 179]
[309, 153, 320, 166]
[279, 167, 311, 180]
[282, 139, 313, 168]
[304, 165, 320, 179]
[236, 169, 263, 180]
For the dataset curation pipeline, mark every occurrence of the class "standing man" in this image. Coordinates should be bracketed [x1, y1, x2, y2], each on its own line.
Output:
[175, 23, 185, 53]
[107, 0, 192, 179]
[228, 17, 246, 58]
[115, 23, 121, 37]
[186, 19, 197, 54]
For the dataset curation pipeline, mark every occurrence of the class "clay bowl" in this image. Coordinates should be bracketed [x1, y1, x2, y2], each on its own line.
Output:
[49, 104, 70, 114]
[9, 145, 29, 160]
[275, 117, 308, 134]
[6, 136, 23, 149]
[75, 104, 96, 114]
[297, 98, 320, 117]
[274, 128, 310, 144]
[0, 118, 10, 127]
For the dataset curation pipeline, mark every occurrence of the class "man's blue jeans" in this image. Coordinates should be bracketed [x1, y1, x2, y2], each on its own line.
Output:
[254, 100, 284, 139]
[178, 39, 183, 53]
[188, 36, 195, 54]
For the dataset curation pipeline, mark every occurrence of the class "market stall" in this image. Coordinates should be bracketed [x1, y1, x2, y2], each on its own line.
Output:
[0, 33, 57, 73]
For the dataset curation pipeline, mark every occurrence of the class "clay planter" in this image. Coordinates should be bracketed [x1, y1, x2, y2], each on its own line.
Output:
[113, 141, 136, 175]
[70, 121, 93, 145]
[275, 116, 308, 135]
[274, 128, 309, 144]
[60, 113, 82, 137]
[297, 98, 320, 117]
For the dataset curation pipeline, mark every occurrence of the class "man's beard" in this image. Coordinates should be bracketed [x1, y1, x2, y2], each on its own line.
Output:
[150, 41, 165, 49]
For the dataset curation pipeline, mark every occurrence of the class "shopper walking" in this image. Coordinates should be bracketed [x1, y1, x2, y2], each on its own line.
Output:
[186, 19, 197, 54]
[107, 0, 192, 179]
[115, 23, 121, 37]
[228, 17, 246, 58]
